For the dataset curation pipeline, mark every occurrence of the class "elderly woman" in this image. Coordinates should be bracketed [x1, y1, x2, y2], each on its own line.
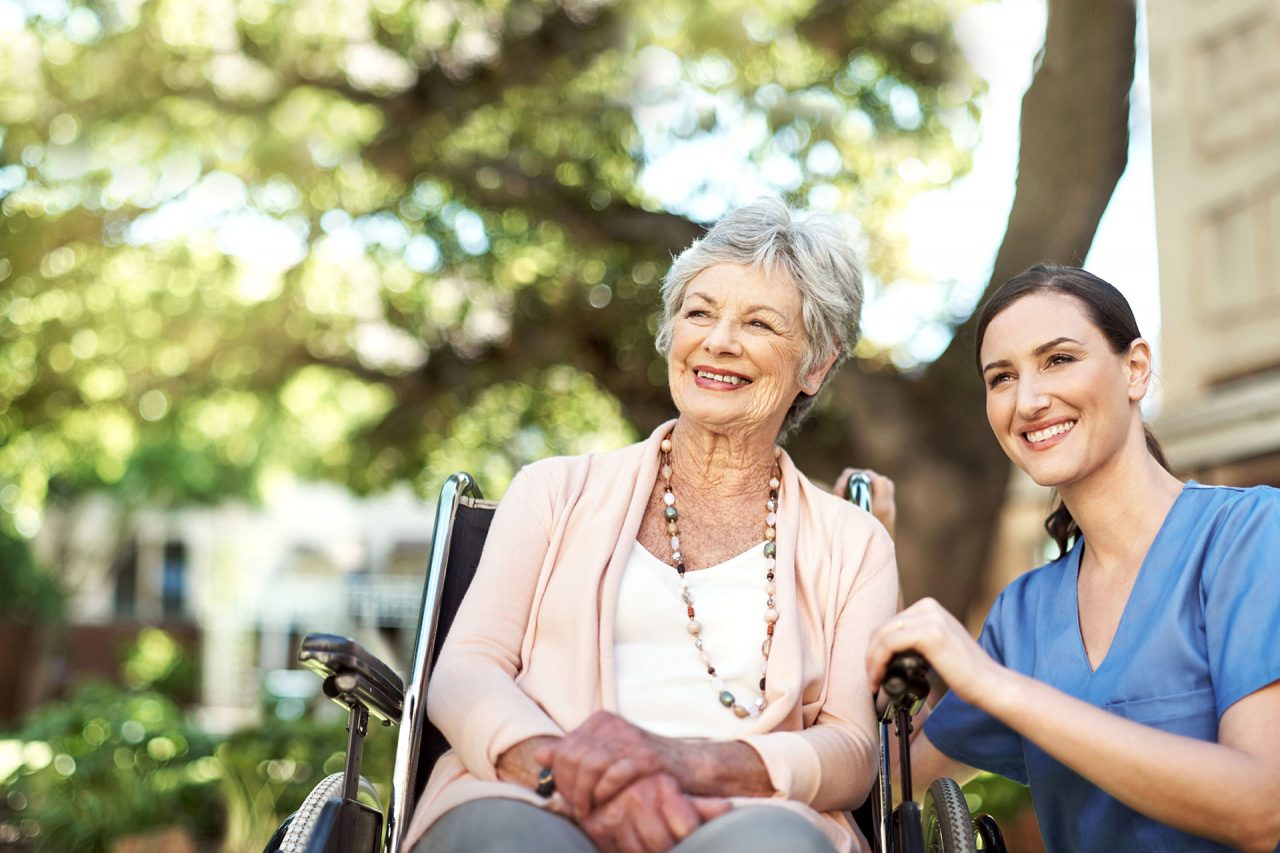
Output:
[405, 197, 898, 853]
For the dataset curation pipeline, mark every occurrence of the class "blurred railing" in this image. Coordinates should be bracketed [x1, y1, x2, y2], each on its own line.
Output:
[345, 574, 423, 628]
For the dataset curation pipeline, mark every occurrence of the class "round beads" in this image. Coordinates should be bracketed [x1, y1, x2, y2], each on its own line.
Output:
[659, 433, 779, 718]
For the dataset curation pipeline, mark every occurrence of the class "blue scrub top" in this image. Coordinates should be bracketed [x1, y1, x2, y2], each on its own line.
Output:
[924, 482, 1280, 852]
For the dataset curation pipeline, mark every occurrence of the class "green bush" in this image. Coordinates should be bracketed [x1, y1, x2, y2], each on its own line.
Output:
[0, 682, 220, 851]
[216, 711, 395, 852]
[0, 529, 64, 624]
[121, 627, 199, 701]
[0, 680, 398, 851]
[962, 771, 1034, 826]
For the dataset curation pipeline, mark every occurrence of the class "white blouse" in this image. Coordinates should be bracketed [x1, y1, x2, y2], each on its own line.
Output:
[614, 540, 774, 739]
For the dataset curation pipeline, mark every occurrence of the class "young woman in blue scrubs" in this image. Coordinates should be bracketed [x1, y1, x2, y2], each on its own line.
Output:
[865, 265, 1280, 852]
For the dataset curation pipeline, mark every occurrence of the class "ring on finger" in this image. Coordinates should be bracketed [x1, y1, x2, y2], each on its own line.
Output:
[535, 766, 556, 798]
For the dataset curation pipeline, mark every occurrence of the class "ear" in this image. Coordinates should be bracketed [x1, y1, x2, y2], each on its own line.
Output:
[1126, 338, 1154, 402]
[801, 348, 840, 395]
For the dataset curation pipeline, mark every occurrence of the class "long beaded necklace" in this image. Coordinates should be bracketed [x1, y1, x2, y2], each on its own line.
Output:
[658, 435, 780, 718]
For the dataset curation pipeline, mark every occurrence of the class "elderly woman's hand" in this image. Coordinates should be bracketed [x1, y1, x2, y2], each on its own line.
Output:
[581, 773, 730, 853]
[533, 710, 673, 820]
[834, 467, 897, 538]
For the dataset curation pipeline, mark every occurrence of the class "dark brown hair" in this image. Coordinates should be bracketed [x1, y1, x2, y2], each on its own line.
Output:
[974, 264, 1171, 558]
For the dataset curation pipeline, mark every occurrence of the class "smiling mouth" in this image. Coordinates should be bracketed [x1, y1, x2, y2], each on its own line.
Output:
[695, 369, 752, 386]
[1023, 420, 1076, 444]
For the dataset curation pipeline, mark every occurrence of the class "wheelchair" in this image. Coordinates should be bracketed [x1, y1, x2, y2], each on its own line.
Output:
[845, 473, 1006, 853]
[264, 472, 1004, 853]
[264, 472, 495, 853]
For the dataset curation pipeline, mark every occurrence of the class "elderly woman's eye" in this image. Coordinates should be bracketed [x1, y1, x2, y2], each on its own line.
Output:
[749, 319, 774, 331]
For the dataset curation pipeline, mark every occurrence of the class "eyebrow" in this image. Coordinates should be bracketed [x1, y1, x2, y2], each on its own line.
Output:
[981, 337, 1083, 374]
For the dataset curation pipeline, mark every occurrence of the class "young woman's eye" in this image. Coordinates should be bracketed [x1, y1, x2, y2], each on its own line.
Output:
[987, 372, 1013, 389]
[1047, 353, 1076, 367]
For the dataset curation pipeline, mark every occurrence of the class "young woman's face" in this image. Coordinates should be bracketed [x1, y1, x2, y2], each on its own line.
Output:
[979, 293, 1149, 489]
[667, 263, 832, 436]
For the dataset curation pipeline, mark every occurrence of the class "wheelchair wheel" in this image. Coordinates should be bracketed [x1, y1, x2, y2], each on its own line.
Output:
[923, 778, 976, 853]
[277, 772, 381, 853]
[973, 814, 1007, 853]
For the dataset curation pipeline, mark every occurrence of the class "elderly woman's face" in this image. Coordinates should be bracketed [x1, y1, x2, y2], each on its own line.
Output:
[668, 263, 826, 436]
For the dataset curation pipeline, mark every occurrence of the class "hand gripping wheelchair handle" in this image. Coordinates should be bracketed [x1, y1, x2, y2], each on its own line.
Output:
[875, 651, 931, 722]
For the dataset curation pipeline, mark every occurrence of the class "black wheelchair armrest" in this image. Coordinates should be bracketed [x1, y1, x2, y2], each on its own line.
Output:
[299, 633, 405, 723]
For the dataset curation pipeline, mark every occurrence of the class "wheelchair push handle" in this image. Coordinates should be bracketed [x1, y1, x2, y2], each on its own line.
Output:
[842, 473, 930, 718]
[876, 651, 931, 721]
[845, 471, 873, 511]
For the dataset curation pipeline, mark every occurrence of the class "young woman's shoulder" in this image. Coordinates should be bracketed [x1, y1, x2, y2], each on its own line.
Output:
[987, 544, 1076, 622]
[1180, 482, 1280, 585]
[1181, 480, 1280, 514]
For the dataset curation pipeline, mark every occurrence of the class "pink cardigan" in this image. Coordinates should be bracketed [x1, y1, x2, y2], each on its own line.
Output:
[405, 422, 898, 852]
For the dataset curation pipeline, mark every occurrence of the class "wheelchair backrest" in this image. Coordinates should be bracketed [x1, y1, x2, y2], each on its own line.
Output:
[387, 473, 496, 853]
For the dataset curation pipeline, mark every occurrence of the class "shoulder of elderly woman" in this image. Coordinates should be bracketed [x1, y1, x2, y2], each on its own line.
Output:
[793, 471, 895, 566]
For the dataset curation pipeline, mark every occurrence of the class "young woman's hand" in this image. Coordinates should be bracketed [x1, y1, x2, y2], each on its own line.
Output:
[834, 468, 897, 538]
[865, 597, 1003, 705]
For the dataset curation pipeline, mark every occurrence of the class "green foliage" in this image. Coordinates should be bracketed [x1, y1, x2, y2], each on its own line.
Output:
[0, 0, 982, 527]
[217, 711, 395, 852]
[0, 526, 64, 622]
[0, 682, 396, 851]
[0, 682, 221, 851]
[121, 626, 198, 699]
[962, 771, 1035, 826]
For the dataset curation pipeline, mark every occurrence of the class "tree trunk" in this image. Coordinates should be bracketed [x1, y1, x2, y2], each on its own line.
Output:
[794, 0, 1137, 618]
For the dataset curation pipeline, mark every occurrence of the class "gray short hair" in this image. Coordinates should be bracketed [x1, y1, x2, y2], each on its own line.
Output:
[654, 197, 864, 437]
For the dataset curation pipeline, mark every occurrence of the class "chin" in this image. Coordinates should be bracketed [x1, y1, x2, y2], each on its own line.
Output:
[1021, 463, 1083, 490]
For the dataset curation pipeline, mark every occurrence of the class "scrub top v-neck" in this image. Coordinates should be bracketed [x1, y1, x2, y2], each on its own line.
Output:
[924, 482, 1280, 852]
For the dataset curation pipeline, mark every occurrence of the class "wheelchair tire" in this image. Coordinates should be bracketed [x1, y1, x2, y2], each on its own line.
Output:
[923, 778, 976, 853]
[277, 772, 381, 853]
[973, 813, 1007, 853]
[263, 814, 293, 853]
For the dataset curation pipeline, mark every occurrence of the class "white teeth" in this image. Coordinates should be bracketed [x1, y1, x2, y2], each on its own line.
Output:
[696, 370, 749, 385]
[1025, 421, 1076, 444]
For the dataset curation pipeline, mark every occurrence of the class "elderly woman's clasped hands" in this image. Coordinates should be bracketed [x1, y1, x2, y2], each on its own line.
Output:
[532, 713, 731, 851]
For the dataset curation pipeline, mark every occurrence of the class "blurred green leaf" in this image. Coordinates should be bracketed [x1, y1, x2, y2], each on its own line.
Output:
[0, 0, 981, 528]
[0, 528, 64, 622]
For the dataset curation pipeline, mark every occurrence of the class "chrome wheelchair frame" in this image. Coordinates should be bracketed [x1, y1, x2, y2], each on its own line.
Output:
[264, 473, 495, 853]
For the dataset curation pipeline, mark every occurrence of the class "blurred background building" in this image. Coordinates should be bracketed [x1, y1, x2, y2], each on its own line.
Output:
[1148, 0, 1280, 487]
[30, 485, 436, 731]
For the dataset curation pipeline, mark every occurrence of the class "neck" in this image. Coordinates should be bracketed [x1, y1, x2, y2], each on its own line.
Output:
[668, 417, 780, 497]
[1059, 425, 1183, 572]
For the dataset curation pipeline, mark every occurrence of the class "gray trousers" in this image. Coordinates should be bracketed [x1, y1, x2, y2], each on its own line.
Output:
[414, 797, 837, 852]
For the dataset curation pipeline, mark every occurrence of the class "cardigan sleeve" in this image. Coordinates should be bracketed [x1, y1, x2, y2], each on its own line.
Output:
[738, 527, 898, 812]
[425, 464, 567, 780]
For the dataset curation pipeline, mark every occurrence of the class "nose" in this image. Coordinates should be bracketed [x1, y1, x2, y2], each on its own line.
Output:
[703, 316, 742, 357]
[1014, 374, 1051, 421]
